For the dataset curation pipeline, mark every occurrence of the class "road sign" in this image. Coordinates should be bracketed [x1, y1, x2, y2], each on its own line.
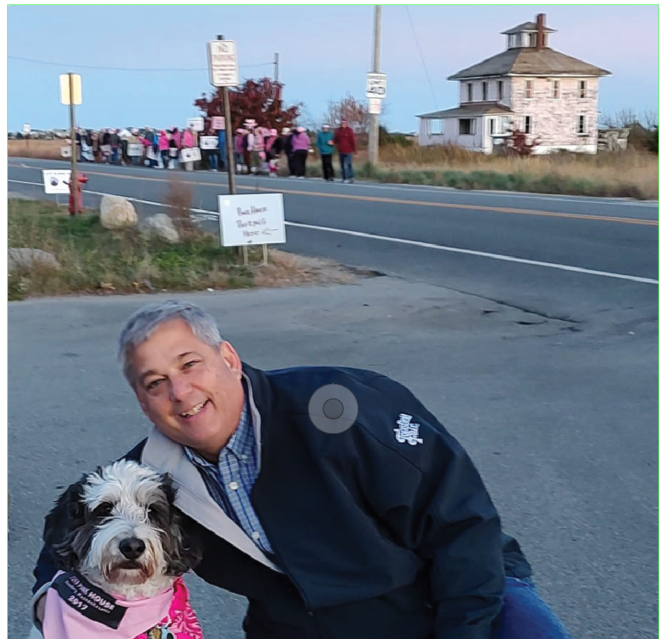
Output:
[59, 74, 82, 105]
[368, 99, 382, 115]
[366, 72, 387, 99]
[207, 40, 239, 87]
[42, 169, 71, 194]
[22, 124, 31, 135]
[218, 193, 286, 247]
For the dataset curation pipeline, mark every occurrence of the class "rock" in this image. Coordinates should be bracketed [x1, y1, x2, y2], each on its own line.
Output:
[139, 214, 180, 243]
[99, 195, 138, 230]
[9, 248, 60, 273]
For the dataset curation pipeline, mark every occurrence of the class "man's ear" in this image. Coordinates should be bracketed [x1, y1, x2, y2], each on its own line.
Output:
[219, 341, 242, 378]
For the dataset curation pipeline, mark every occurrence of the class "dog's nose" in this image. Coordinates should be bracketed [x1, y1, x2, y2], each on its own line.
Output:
[119, 537, 146, 560]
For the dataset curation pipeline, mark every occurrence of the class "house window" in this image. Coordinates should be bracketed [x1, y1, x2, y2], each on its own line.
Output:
[552, 80, 560, 99]
[525, 80, 534, 98]
[431, 119, 444, 135]
[482, 82, 488, 101]
[530, 32, 538, 48]
[498, 81, 504, 101]
[467, 83, 473, 102]
[524, 116, 533, 134]
[578, 80, 587, 99]
[459, 119, 475, 135]
[577, 115, 587, 136]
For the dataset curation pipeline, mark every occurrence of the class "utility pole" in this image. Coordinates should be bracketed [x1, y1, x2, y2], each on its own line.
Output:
[217, 35, 236, 196]
[274, 52, 279, 83]
[367, 5, 382, 167]
[68, 72, 78, 216]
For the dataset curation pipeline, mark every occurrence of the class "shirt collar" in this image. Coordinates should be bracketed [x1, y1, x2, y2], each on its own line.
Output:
[184, 397, 252, 469]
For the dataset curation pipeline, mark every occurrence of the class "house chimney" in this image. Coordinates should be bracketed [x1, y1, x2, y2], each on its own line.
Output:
[536, 13, 546, 50]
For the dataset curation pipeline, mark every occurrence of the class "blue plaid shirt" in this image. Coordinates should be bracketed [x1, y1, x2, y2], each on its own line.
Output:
[184, 398, 274, 557]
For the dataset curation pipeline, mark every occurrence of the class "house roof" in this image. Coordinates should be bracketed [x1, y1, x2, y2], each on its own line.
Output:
[417, 102, 513, 119]
[448, 48, 611, 80]
[501, 21, 556, 35]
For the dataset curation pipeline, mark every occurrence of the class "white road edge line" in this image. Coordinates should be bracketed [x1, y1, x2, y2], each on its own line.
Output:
[9, 179, 658, 286]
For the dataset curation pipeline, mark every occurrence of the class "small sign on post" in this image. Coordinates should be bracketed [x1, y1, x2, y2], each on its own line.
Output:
[22, 124, 31, 135]
[42, 169, 71, 194]
[59, 74, 82, 105]
[207, 40, 239, 87]
[366, 72, 387, 99]
[368, 99, 382, 115]
[217, 193, 286, 248]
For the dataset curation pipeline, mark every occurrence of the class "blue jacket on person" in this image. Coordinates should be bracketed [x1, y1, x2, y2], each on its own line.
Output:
[316, 130, 334, 155]
[32, 362, 531, 639]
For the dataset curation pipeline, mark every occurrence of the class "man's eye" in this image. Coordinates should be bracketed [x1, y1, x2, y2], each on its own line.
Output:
[183, 360, 199, 370]
[146, 378, 164, 391]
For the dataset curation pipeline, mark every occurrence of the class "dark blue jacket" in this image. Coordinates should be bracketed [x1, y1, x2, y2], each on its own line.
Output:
[34, 363, 531, 639]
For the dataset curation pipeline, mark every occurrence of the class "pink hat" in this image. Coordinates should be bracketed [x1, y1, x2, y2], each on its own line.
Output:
[297, 126, 306, 133]
[270, 128, 277, 136]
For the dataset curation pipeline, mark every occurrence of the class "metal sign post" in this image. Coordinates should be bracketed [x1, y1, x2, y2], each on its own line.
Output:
[60, 72, 82, 216]
[208, 35, 240, 253]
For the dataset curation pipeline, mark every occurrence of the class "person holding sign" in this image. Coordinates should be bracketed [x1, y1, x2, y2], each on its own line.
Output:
[31, 300, 574, 639]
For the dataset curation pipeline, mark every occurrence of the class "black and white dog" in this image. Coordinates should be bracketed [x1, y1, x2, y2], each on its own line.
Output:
[31, 460, 202, 638]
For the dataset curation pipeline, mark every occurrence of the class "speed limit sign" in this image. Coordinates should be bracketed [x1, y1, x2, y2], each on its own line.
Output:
[366, 73, 387, 99]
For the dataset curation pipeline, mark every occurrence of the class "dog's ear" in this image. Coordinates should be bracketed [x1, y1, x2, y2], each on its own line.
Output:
[43, 476, 88, 571]
[159, 474, 203, 576]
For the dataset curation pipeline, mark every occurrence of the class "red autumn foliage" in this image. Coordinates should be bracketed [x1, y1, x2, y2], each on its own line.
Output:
[194, 78, 301, 133]
[506, 128, 541, 156]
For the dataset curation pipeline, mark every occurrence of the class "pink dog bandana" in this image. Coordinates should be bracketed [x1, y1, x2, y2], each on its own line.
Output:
[43, 571, 203, 639]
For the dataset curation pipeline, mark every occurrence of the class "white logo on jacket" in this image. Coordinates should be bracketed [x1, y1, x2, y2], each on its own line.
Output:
[394, 414, 423, 446]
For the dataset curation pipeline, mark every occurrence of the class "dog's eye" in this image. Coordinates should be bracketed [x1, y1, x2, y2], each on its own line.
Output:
[94, 502, 113, 518]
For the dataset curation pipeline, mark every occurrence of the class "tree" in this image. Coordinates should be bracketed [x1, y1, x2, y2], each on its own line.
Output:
[322, 94, 370, 134]
[194, 78, 301, 133]
[506, 128, 541, 156]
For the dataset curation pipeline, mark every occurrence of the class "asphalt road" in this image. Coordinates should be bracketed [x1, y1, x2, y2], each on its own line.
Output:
[8, 158, 659, 638]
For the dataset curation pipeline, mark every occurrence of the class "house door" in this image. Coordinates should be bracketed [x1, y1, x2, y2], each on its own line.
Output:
[484, 117, 496, 154]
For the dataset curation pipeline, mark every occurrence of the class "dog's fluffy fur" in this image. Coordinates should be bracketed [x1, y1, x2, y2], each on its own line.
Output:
[43, 459, 201, 600]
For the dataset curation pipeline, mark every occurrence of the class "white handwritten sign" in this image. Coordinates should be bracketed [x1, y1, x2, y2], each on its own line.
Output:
[200, 136, 219, 150]
[218, 193, 286, 247]
[187, 117, 205, 132]
[42, 169, 71, 194]
[211, 116, 225, 130]
[127, 144, 143, 157]
[60, 146, 72, 158]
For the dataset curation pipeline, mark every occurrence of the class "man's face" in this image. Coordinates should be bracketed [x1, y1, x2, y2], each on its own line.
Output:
[130, 319, 244, 461]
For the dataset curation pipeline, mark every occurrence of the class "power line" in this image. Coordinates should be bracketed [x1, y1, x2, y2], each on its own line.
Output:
[405, 7, 438, 109]
[8, 54, 271, 72]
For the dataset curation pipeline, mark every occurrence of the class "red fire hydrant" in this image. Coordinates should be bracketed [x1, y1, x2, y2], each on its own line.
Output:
[67, 173, 88, 215]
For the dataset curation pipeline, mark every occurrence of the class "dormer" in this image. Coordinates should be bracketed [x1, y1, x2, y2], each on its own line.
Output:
[501, 13, 556, 50]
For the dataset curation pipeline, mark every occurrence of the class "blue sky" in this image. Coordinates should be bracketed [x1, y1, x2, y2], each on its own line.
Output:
[7, 4, 659, 133]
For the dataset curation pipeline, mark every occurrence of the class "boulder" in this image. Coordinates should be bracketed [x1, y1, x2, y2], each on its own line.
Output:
[139, 214, 180, 243]
[9, 248, 60, 273]
[100, 195, 138, 230]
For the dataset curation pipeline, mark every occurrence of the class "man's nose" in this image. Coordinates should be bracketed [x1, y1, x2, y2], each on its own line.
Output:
[169, 376, 193, 401]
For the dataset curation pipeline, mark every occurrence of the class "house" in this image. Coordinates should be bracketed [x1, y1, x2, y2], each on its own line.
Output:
[417, 14, 611, 154]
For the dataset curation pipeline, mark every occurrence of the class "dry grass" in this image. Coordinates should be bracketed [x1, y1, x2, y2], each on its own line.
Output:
[8, 199, 361, 301]
[8, 139, 65, 159]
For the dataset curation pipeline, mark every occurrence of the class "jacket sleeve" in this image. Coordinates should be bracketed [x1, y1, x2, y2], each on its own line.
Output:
[353, 374, 504, 639]
[31, 439, 148, 594]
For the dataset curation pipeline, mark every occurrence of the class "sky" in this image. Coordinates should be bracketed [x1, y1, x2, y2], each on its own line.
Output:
[7, 4, 659, 134]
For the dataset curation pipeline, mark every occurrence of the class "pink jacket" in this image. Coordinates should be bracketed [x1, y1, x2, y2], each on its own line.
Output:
[291, 132, 310, 152]
[158, 131, 170, 151]
[182, 130, 196, 148]
[41, 572, 202, 639]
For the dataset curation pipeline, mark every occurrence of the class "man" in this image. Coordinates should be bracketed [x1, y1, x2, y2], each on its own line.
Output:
[317, 124, 335, 182]
[333, 119, 357, 183]
[32, 301, 572, 639]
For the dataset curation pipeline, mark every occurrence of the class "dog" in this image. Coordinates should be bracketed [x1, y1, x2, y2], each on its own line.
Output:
[32, 459, 203, 638]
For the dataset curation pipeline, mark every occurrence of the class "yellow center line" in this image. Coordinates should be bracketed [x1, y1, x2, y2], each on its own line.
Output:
[9, 163, 657, 226]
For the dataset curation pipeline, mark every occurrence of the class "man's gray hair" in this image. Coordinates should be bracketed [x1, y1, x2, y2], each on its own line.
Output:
[118, 300, 222, 386]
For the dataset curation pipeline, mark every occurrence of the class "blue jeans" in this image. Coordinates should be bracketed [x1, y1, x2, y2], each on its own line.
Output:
[493, 577, 573, 638]
[208, 152, 218, 170]
[339, 153, 354, 181]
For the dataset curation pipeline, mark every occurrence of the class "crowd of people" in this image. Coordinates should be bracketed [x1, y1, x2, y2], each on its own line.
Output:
[73, 118, 358, 182]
